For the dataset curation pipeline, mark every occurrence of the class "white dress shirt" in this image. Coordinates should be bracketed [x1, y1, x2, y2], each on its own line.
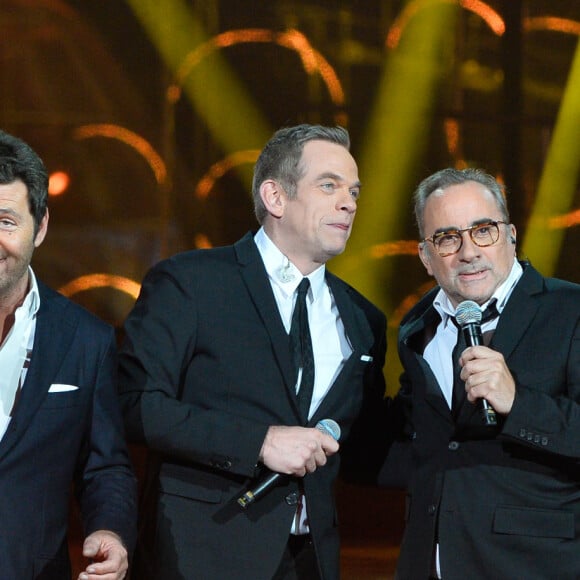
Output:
[254, 227, 352, 534]
[424, 259, 523, 408]
[423, 259, 523, 578]
[0, 267, 39, 439]
[254, 228, 352, 418]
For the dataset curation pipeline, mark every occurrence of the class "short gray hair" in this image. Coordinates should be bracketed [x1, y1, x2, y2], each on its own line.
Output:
[252, 124, 350, 224]
[414, 167, 510, 238]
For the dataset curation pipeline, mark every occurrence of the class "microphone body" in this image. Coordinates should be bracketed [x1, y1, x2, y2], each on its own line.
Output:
[237, 419, 341, 509]
[455, 301, 498, 426]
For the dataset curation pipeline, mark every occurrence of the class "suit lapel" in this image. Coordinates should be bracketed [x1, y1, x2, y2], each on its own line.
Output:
[490, 264, 542, 360]
[329, 275, 374, 354]
[455, 264, 542, 428]
[234, 234, 297, 407]
[400, 295, 454, 422]
[308, 275, 374, 424]
[0, 284, 77, 460]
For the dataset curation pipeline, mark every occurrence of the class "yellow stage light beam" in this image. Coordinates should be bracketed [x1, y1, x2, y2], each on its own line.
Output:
[126, 0, 271, 157]
[522, 37, 580, 274]
[331, 1, 459, 395]
[332, 0, 459, 312]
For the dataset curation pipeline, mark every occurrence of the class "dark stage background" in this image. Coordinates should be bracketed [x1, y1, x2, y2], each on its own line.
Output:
[2, 1, 579, 577]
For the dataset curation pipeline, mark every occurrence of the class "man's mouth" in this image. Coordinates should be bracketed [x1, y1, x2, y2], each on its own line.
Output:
[458, 267, 488, 280]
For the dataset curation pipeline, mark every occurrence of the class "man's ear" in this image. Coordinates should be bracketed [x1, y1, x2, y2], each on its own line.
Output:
[34, 209, 49, 248]
[509, 223, 517, 246]
[259, 180, 285, 219]
[418, 242, 434, 276]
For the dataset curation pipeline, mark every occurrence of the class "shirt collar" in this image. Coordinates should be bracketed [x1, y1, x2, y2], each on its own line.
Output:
[433, 258, 523, 326]
[254, 227, 325, 301]
[19, 267, 40, 320]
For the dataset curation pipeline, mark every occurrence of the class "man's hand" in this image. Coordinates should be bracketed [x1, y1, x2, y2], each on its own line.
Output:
[78, 530, 128, 580]
[460, 345, 516, 414]
[259, 425, 340, 477]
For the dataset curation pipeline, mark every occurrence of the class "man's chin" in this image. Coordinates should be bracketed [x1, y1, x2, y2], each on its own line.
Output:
[323, 245, 347, 260]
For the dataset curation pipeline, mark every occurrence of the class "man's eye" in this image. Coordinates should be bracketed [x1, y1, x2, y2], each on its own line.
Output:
[350, 189, 360, 199]
[0, 219, 16, 228]
[437, 233, 459, 245]
[474, 225, 491, 236]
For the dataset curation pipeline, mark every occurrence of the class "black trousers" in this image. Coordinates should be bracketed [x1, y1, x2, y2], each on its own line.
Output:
[272, 535, 321, 580]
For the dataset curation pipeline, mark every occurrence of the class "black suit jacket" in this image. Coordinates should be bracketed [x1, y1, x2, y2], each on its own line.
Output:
[118, 232, 388, 580]
[0, 281, 136, 579]
[382, 263, 580, 580]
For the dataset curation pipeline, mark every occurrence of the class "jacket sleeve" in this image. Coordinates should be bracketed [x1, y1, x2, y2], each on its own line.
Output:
[76, 325, 138, 553]
[500, 314, 580, 460]
[118, 261, 269, 479]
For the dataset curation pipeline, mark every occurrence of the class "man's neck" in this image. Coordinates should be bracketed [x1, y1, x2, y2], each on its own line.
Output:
[261, 225, 322, 276]
[0, 276, 30, 344]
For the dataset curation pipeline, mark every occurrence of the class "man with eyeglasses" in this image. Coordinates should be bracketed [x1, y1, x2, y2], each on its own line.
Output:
[381, 168, 580, 579]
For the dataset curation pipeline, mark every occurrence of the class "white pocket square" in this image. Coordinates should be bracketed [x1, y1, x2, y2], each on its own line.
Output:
[360, 354, 373, 362]
[48, 383, 79, 393]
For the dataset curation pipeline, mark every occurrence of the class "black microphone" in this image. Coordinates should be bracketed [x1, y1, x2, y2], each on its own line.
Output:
[237, 419, 341, 509]
[455, 300, 498, 426]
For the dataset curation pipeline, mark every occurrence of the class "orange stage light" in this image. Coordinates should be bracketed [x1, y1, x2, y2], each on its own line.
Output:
[59, 273, 141, 300]
[48, 171, 70, 197]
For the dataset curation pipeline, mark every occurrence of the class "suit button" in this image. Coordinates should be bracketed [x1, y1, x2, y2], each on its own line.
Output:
[427, 504, 437, 515]
[519, 428, 526, 438]
[526, 432, 533, 441]
[222, 460, 232, 470]
[285, 492, 300, 506]
[448, 441, 460, 451]
[533, 434, 540, 444]
[541, 436, 548, 446]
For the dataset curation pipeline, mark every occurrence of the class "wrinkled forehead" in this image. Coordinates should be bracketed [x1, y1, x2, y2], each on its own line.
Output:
[424, 182, 501, 229]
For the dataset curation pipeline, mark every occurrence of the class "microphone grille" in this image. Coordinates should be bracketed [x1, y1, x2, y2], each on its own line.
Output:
[455, 300, 482, 326]
[316, 419, 341, 441]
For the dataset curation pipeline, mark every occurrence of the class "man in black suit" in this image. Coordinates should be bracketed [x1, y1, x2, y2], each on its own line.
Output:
[118, 124, 388, 579]
[384, 167, 580, 579]
[0, 130, 136, 579]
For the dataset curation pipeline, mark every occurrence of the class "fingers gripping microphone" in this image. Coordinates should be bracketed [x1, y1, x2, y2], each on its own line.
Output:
[237, 419, 341, 509]
[455, 301, 498, 426]
[315, 418, 341, 440]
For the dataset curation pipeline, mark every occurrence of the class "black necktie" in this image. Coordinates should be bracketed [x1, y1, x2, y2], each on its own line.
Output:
[451, 300, 499, 416]
[289, 278, 315, 423]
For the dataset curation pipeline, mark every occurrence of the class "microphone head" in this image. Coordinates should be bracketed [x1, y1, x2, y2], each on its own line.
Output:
[316, 418, 341, 441]
[455, 300, 482, 326]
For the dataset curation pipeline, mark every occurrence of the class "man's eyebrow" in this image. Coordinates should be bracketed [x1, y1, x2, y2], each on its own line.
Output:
[315, 172, 361, 189]
[432, 217, 497, 235]
[0, 207, 20, 217]
[316, 171, 342, 181]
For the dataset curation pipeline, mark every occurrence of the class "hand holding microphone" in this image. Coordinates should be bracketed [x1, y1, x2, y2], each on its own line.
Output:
[455, 300, 516, 423]
[237, 419, 341, 508]
[455, 300, 498, 426]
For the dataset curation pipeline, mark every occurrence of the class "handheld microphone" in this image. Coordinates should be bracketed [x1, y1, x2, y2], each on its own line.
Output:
[455, 300, 498, 426]
[237, 419, 341, 509]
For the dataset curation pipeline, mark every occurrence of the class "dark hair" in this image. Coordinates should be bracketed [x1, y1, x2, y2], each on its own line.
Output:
[252, 124, 350, 224]
[413, 167, 510, 238]
[0, 130, 49, 234]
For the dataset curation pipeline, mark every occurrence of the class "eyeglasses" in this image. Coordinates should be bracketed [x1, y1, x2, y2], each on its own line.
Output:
[422, 220, 508, 257]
